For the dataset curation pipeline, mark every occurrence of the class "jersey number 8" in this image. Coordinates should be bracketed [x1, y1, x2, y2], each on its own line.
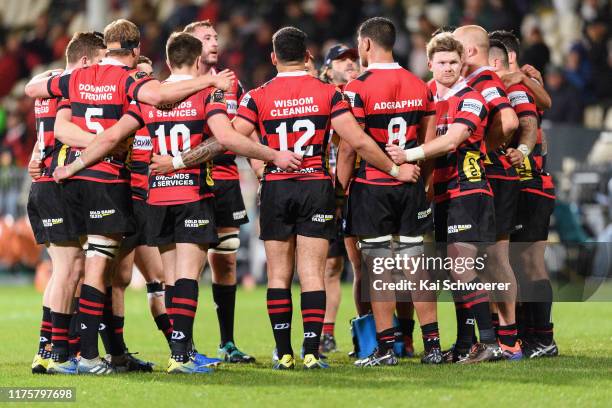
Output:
[387, 116, 407, 148]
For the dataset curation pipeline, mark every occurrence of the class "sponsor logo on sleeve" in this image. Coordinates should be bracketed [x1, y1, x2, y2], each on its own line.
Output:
[461, 98, 484, 116]
[344, 91, 356, 107]
[481, 87, 502, 102]
[239, 92, 251, 107]
[508, 91, 530, 107]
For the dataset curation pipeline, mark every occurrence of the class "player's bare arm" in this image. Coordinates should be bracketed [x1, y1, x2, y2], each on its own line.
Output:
[23, 69, 63, 98]
[149, 136, 226, 174]
[506, 114, 538, 167]
[416, 113, 437, 192]
[54, 108, 92, 148]
[501, 67, 552, 110]
[249, 158, 265, 180]
[28, 142, 42, 180]
[53, 114, 141, 182]
[486, 107, 519, 151]
[136, 69, 234, 106]
[335, 140, 357, 193]
[331, 111, 420, 183]
[386, 122, 472, 163]
[246, 131, 265, 179]
[520, 65, 552, 110]
[150, 115, 301, 174]
[213, 115, 301, 170]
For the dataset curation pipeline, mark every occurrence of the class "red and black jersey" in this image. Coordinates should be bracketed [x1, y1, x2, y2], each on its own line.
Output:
[43, 98, 74, 182]
[47, 58, 154, 183]
[464, 66, 518, 180]
[33, 96, 62, 182]
[236, 71, 350, 181]
[211, 67, 244, 181]
[430, 80, 491, 203]
[126, 126, 153, 201]
[128, 75, 227, 206]
[344, 63, 435, 186]
[506, 88, 555, 199]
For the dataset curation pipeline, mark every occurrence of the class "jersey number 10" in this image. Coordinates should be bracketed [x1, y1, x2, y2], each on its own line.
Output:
[155, 124, 191, 156]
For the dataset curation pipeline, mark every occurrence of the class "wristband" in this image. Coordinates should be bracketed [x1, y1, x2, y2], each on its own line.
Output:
[172, 154, 186, 170]
[517, 144, 530, 157]
[405, 146, 425, 162]
[389, 164, 400, 178]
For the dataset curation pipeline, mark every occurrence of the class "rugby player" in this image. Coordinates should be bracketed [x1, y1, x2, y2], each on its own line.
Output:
[446, 25, 518, 362]
[337, 17, 441, 367]
[99, 56, 167, 372]
[183, 20, 254, 363]
[164, 26, 420, 369]
[25, 18, 233, 374]
[389, 32, 503, 363]
[487, 39, 537, 359]
[53, 32, 302, 373]
[488, 30, 558, 358]
[27, 32, 105, 375]
[318, 44, 359, 352]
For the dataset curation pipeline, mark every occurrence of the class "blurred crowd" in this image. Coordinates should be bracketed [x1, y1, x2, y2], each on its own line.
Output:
[0, 0, 610, 161]
[0, 0, 610, 272]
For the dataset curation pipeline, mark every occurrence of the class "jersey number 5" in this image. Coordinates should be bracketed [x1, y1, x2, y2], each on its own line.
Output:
[85, 107, 104, 134]
[275, 119, 315, 156]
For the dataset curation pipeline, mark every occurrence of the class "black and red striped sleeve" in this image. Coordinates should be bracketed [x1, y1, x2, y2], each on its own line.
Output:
[343, 81, 365, 124]
[455, 92, 488, 132]
[478, 79, 511, 117]
[236, 80, 245, 103]
[425, 88, 436, 116]
[57, 98, 71, 112]
[126, 71, 155, 102]
[126, 100, 145, 128]
[204, 89, 229, 120]
[330, 89, 350, 118]
[47, 73, 71, 99]
[507, 84, 537, 118]
[236, 90, 259, 125]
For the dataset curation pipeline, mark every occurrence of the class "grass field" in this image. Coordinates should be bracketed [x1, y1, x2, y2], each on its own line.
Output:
[1, 285, 612, 407]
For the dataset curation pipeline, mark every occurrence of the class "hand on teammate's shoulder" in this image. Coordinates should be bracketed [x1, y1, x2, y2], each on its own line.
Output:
[209, 69, 235, 92]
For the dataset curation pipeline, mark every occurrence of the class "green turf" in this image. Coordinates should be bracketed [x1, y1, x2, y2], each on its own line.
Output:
[1, 285, 611, 407]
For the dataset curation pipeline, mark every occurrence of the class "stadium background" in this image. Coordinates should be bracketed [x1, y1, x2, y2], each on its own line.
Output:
[0, 0, 610, 287]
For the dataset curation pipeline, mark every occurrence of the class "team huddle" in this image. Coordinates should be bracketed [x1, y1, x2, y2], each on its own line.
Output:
[24, 15, 557, 374]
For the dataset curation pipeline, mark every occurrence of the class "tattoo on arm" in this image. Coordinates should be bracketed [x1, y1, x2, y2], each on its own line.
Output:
[180, 137, 226, 168]
[518, 115, 538, 148]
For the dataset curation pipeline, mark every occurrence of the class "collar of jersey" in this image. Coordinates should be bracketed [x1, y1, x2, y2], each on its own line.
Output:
[99, 57, 128, 67]
[366, 62, 401, 70]
[434, 78, 468, 102]
[276, 71, 307, 77]
[465, 65, 495, 82]
[165, 74, 194, 82]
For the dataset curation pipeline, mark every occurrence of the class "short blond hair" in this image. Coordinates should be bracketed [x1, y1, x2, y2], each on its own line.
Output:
[103, 19, 140, 56]
[426, 32, 464, 61]
[183, 20, 213, 34]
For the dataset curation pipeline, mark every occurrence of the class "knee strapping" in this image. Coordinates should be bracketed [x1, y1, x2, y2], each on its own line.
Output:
[357, 235, 393, 251]
[393, 235, 424, 255]
[209, 232, 240, 254]
[146, 281, 165, 300]
[84, 237, 120, 259]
